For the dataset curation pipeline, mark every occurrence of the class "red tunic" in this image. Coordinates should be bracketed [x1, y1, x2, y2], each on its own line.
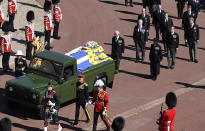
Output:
[8, 0, 17, 14]
[53, 5, 62, 23]
[44, 12, 53, 31]
[0, 6, 4, 23]
[92, 90, 109, 113]
[159, 108, 176, 131]
[0, 34, 12, 53]
[25, 23, 35, 42]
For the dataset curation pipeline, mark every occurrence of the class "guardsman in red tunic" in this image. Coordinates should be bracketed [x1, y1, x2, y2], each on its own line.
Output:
[44, 1, 53, 50]
[0, 0, 4, 28]
[25, 10, 35, 60]
[157, 92, 177, 131]
[7, 0, 17, 32]
[92, 79, 110, 131]
[43, 81, 62, 131]
[0, 21, 12, 72]
[52, 0, 62, 40]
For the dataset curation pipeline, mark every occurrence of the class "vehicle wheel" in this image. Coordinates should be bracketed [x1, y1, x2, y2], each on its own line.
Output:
[38, 105, 45, 120]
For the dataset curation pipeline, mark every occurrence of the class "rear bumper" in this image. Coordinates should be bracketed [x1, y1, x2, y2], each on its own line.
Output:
[6, 95, 42, 110]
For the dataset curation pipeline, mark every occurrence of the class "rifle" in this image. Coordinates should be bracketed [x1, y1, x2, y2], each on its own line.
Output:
[156, 103, 163, 130]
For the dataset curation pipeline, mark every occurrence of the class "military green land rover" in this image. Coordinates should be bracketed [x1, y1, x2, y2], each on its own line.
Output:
[5, 49, 115, 118]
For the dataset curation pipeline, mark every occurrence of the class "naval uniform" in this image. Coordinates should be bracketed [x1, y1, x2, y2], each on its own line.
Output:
[15, 58, 27, 77]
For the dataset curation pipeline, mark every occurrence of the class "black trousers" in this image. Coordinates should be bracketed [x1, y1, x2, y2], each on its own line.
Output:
[161, 32, 167, 51]
[134, 40, 145, 60]
[2, 52, 11, 71]
[9, 13, 15, 31]
[125, 0, 133, 5]
[112, 55, 120, 71]
[45, 30, 51, 50]
[53, 22, 60, 38]
[75, 103, 89, 123]
[26, 41, 33, 60]
[92, 112, 110, 131]
[150, 62, 160, 78]
[177, 2, 185, 18]
[155, 25, 160, 40]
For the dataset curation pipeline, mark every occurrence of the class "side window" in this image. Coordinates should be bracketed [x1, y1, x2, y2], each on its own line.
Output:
[63, 65, 74, 80]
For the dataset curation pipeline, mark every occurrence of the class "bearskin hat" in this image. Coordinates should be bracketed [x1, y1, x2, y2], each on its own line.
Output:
[44, 1, 52, 11]
[2, 21, 11, 33]
[0, 117, 12, 131]
[26, 10, 35, 22]
[165, 92, 177, 108]
[52, 0, 60, 4]
[112, 116, 125, 131]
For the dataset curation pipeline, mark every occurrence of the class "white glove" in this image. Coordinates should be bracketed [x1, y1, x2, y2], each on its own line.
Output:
[88, 100, 92, 105]
[102, 110, 107, 116]
[51, 108, 57, 114]
[85, 102, 89, 107]
[48, 100, 55, 106]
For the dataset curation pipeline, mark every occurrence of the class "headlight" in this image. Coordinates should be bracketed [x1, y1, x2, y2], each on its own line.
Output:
[9, 87, 13, 92]
[32, 94, 37, 99]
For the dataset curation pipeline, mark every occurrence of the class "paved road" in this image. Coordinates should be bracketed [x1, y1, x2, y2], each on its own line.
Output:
[0, 0, 205, 130]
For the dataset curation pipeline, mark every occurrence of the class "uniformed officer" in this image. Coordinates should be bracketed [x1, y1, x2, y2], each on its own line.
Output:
[111, 31, 124, 74]
[44, 1, 53, 50]
[133, 19, 146, 63]
[152, 5, 165, 40]
[112, 117, 125, 131]
[43, 81, 62, 131]
[125, 0, 133, 7]
[161, 12, 173, 52]
[175, 0, 188, 19]
[186, 17, 199, 63]
[0, 117, 12, 131]
[149, 38, 163, 80]
[15, 50, 27, 77]
[182, 6, 196, 46]
[7, 0, 17, 32]
[138, 8, 150, 43]
[0, 0, 4, 28]
[0, 21, 12, 72]
[92, 79, 110, 131]
[73, 75, 91, 125]
[157, 92, 177, 131]
[188, 0, 200, 20]
[52, 0, 62, 40]
[25, 10, 35, 60]
[165, 26, 179, 69]
[150, 0, 161, 15]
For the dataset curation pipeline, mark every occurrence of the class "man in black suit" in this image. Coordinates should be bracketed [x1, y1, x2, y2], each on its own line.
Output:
[133, 19, 146, 63]
[138, 8, 150, 44]
[111, 31, 125, 73]
[125, 0, 133, 7]
[161, 12, 173, 52]
[150, 0, 161, 15]
[186, 17, 199, 63]
[152, 5, 165, 40]
[175, 0, 188, 19]
[182, 6, 196, 46]
[149, 38, 163, 80]
[188, 0, 200, 20]
[165, 26, 179, 69]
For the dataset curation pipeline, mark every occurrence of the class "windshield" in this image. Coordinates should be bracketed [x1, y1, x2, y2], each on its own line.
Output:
[29, 57, 63, 77]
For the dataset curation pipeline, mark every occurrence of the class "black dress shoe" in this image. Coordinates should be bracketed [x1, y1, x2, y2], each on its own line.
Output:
[11, 29, 17, 32]
[53, 36, 61, 40]
[7, 68, 13, 71]
[73, 121, 78, 125]
[194, 59, 198, 63]
[152, 76, 157, 81]
[130, 4, 133, 7]
[135, 60, 139, 63]
[86, 119, 90, 123]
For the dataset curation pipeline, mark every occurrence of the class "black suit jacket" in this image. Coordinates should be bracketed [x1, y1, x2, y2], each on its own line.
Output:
[133, 25, 146, 42]
[161, 18, 173, 34]
[138, 14, 150, 30]
[111, 36, 125, 58]
[166, 32, 179, 49]
[151, 0, 161, 5]
[186, 24, 199, 42]
[149, 43, 163, 63]
[152, 10, 165, 27]
[175, 0, 187, 3]
[182, 11, 196, 27]
[188, 0, 200, 13]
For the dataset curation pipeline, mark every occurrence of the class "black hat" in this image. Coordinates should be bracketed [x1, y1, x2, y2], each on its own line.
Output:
[165, 92, 177, 108]
[0, 117, 12, 131]
[44, 1, 52, 11]
[2, 21, 11, 33]
[112, 116, 125, 131]
[26, 10, 35, 22]
[48, 81, 53, 87]
[52, 0, 60, 4]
